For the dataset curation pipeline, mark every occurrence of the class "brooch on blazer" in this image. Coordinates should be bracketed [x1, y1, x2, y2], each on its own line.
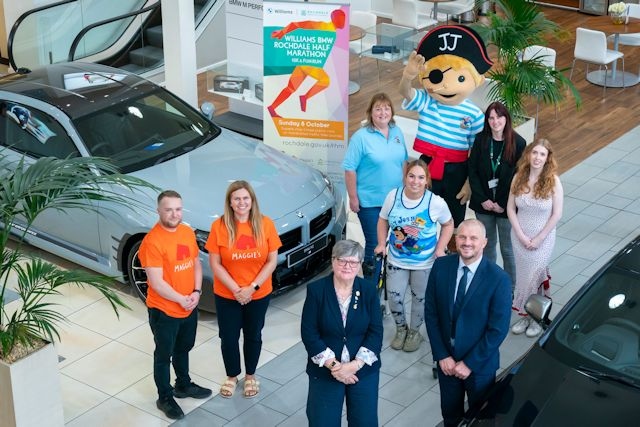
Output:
[353, 290, 360, 310]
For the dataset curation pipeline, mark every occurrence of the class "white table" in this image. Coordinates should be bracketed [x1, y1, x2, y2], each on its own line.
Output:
[584, 15, 640, 87]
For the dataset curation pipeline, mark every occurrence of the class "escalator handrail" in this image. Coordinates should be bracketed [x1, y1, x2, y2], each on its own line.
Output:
[7, 0, 79, 70]
[67, 2, 161, 62]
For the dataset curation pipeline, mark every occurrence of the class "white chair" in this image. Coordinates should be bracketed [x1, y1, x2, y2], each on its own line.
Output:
[437, 0, 476, 23]
[392, 0, 437, 29]
[609, 3, 640, 47]
[570, 27, 625, 99]
[522, 45, 557, 133]
[349, 11, 377, 55]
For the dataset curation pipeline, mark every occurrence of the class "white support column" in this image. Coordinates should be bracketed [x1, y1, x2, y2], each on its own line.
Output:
[161, 0, 198, 107]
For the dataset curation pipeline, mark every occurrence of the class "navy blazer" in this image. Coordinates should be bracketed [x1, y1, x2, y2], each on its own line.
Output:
[301, 274, 383, 380]
[425, 254, 512, 375]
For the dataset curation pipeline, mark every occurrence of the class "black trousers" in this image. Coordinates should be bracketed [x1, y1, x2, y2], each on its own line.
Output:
[148, 307, 197, 399]
[420, 154, 469, 227]
[215, 294, 270, 377]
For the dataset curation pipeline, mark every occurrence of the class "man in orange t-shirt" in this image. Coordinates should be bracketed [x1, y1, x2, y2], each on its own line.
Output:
[139, 190, 211, 420]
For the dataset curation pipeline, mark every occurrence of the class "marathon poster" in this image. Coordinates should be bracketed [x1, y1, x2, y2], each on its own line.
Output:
[263, 1, 349, 188]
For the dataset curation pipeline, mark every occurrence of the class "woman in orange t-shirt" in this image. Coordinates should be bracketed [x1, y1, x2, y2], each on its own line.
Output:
[205, 180, 282, 399]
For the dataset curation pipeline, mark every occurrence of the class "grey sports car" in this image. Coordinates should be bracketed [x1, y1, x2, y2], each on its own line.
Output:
[0, 62, 346, 312]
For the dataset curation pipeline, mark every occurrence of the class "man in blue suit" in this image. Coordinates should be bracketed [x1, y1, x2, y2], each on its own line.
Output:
[425, 219, 512, 426]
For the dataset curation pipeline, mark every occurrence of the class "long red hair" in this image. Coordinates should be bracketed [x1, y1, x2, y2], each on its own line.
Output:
[511, 139, 558, 199]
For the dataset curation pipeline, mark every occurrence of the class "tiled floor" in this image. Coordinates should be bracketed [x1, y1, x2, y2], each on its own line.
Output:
[5, 125, 640, 426]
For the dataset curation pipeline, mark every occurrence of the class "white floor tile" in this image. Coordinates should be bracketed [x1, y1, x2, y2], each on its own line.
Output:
[67, 292, 149, 339]
[261, 307, 303, 355]
[61, 341, 152, 396]
[56, 322, 111, 368]
[65, 397, 168, 427]
[60, 374, 110, 423]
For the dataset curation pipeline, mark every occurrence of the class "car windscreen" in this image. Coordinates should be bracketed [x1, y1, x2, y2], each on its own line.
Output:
[545, 266, 640, 385]
[72, 89, 220, 173]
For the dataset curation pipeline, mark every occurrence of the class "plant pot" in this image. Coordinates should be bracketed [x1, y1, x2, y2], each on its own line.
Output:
[610, 12, 625, 25]
[514, 116, 536, 144]
[0, 342, 64, 427]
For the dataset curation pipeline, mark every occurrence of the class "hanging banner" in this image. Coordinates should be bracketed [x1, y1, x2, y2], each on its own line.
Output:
[263, 1, 349, 188]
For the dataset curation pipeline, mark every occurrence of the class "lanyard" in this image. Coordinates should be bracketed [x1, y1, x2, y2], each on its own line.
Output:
[489, 138, 504, 178]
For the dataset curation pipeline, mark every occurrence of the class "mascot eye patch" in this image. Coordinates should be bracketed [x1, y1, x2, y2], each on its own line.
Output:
[423, 67, 452, 84]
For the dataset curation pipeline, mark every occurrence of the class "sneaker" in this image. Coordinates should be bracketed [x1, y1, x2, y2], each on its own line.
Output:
[526, 321, 543, 338]
[391, 325, 408, 350]
[156, 396, 184, 420]
[174, 382, 213, 399]
[511, 317, 530, 335]
[403, 329, 423, 352]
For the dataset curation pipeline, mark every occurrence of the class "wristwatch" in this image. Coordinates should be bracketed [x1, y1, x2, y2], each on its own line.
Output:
[252, 282, 261, 291]
[193, 289, 202, 295]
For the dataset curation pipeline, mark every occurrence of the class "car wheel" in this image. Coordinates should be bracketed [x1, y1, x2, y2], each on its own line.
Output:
[127, 239, 148, 302]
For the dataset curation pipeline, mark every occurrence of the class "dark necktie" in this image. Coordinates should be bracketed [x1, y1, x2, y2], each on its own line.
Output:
[452, 266, 470, 337]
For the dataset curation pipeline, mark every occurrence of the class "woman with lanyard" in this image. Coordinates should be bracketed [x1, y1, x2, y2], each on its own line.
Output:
[468, 102, 525, 287]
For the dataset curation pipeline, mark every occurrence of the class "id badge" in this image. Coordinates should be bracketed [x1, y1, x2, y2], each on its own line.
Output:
[488, 178, 499, 189]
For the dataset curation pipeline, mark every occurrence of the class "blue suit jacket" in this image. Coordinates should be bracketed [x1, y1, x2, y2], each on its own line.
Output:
[301, 274, 383, 380]
[425, 255, 512, 375]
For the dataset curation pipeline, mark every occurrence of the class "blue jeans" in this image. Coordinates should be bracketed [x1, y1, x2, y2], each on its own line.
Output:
[357, 206, 381, 268]
[215, 294, 270, 377]
[148, 308, 197, 399]
[475, 213, 515, 287]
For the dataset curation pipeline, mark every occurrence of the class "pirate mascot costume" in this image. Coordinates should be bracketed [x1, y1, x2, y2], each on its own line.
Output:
[399, 25, 493, 252]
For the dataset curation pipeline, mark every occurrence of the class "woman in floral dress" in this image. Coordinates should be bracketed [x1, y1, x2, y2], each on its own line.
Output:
[507, 139, 563, 338]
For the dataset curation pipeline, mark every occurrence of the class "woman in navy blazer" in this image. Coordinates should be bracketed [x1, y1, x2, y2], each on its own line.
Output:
[301, 239, 383, 427]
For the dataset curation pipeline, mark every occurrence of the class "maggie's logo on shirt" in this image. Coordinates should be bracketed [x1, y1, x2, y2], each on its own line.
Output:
[176, 244, 190, 260]
[236, 234, 257, 250]
[174, 259, 194, 272]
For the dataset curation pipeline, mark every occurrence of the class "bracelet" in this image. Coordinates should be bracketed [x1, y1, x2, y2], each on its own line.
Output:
[192, 289, 202, 295]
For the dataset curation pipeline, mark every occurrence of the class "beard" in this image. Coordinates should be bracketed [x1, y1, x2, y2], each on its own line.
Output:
[160, 217, 181, 230]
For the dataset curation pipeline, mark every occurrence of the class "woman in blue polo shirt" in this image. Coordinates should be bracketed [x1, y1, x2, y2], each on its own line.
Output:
[343, 93, 408, 279]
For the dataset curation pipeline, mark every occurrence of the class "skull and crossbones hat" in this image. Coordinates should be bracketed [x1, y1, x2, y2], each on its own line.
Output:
[417, 25, 493, 74]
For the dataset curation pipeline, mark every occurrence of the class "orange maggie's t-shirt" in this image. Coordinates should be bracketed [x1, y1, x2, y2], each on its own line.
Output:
[205, 216, 282, 300]
[139, 223, 199, 318]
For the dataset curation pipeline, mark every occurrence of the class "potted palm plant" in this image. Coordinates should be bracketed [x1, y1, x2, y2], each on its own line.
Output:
[0, 154, 154, 426]
[472, 0, 581, 135]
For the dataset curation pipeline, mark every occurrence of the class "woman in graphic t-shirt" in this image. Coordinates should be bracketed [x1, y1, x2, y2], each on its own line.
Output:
[375, 159, 453, 352]
[205, 180, 282, 399]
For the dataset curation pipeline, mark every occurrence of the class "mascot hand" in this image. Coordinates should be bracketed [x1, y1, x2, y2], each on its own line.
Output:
[456, 180, 471, 205]
[403, 51, 425, 80]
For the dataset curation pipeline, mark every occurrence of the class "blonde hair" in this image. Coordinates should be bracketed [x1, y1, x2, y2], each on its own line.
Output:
[420, 54, 484, 87]
[511, 139, 558, 199]
[222, 180, 264, 246]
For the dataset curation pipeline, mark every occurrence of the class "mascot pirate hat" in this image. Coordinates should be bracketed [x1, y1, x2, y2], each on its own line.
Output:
[417, 25, 493, 74]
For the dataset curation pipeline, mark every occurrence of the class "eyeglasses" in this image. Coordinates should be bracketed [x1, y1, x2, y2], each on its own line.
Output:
[333, 257, 361, 268]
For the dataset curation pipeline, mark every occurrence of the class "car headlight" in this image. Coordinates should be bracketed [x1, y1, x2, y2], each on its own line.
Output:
[321, 172, 335, 196]
[195, 229, 209, 253]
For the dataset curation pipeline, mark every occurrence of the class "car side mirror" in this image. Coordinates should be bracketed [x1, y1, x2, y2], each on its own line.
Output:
[200, 102, 215, 120]
[524, 294, 552, 327]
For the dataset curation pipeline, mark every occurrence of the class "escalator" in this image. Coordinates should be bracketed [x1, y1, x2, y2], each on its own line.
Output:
[7, 0, 217, 75]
